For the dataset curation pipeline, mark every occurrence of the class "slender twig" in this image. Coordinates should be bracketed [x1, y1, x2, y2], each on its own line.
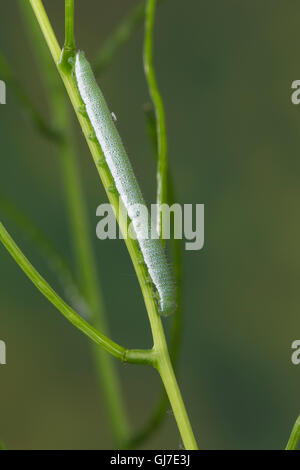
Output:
[128, 107, 184, 448]
[143, 12, 184, 369]
[0, 220, 154, 365]
[28, 0, 197, 449]
[286, 414, 300, 450]
[144, 0, 168, 240]
[19, 0, 131, 448]
[5, 0, 186, 449]
[0, 52, 62, 143]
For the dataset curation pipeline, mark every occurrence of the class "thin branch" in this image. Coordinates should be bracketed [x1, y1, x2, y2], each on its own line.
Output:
[20, 0, 131, 447]
[144, 0, 168, 239]
[0, 52, 62, 143]
[286, 414, 300, 450]
[0, 220, 123, 359]
[94, 0, 165, 77]
[18, 0, 62, 107]
[28, 0, 198, 449]
[94, 1, 145, 76]
[59, 0, 76, 72]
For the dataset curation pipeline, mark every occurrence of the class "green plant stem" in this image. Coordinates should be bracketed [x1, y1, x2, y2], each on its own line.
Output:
[58, 108, 131, 447]
[93, 0, 165, 77]
[65, 0, 75, 51]
[29, 0, 198, 450]
[128, 112, 184, 448]
[19, 0, 131, 448]
[59, 0, 76, 72]
[286, 414, 300, 450]
[144, 0, 168, 239]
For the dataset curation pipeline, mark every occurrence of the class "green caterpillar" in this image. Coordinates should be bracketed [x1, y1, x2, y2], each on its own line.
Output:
[75, 51, 176, 316]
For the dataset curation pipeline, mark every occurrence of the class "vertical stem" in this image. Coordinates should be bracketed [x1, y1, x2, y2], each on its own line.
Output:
[157, 355, 197, 450]
[147, 298, 198, 450]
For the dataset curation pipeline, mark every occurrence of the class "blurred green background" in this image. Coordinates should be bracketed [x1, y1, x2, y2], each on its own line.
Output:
[0, 0, 300, 449]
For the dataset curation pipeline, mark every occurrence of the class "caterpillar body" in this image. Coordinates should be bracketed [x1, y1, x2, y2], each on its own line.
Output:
[75, 51, 176, 316]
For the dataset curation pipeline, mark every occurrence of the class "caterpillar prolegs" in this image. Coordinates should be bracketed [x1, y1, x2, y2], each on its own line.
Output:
[75, 51, 176, 316]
